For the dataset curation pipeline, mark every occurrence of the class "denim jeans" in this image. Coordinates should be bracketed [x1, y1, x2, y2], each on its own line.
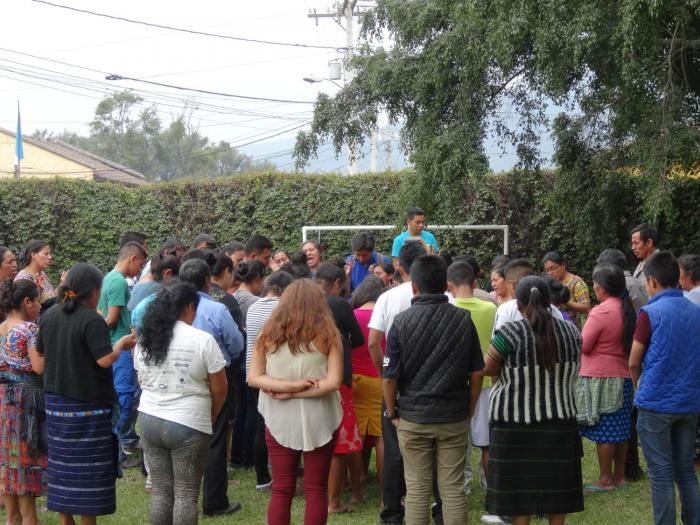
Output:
[115, 389, 140, 458]
[141, 413, 211, 525]
[637, 409, 700, 525]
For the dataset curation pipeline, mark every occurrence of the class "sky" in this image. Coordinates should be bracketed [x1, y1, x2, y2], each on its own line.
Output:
[0, 0, 545, 173]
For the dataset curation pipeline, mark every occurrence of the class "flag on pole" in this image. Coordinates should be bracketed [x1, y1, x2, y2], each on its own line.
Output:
[15, 102, 24, 161]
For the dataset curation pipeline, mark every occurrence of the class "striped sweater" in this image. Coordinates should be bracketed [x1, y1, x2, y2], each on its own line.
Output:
[489, 318, 581, 424]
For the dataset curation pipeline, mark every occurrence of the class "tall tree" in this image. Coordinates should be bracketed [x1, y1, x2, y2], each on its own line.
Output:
[294, 1, 700, 217]
[34, 91, 276, 181]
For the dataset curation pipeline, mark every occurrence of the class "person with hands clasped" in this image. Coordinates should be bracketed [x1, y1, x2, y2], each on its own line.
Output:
[38, 263, 137, 525]
[248, 279, 343, 525]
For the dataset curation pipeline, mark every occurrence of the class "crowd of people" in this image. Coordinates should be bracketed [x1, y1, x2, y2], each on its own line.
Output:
[0, 208, 698, 525]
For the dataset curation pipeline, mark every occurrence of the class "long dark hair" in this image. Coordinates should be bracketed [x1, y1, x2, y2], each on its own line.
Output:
[516, 276, 558, 370]
[58, 263, 103, 314]
[351, 275, 385, 309]
[18, 240, 48, 270]
[592, 264, 636, 357]
[140, 280, 200, 365]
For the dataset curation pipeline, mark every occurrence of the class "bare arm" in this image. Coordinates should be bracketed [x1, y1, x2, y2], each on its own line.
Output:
[208, 368, 228, 423]
[96, 333, 136, 368]
[483, 345, 503, 377]
[104, 305, 122, 329]
[27, 345, 44, 375]
[468, 371, 484, 419]
[368, 328, 385, 375]
[567, 299, 591, 314]
[629, 340, 647, 389]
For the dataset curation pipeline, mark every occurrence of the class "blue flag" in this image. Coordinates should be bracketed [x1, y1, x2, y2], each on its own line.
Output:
[15, 103, 24, 161]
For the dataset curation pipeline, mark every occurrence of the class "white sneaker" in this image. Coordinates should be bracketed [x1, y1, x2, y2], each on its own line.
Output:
[481, 516, 510, 524]
[256, 480, 272, 491]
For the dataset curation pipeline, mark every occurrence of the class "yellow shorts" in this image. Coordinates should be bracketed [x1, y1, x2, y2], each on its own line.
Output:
[352, 373, 383, 438]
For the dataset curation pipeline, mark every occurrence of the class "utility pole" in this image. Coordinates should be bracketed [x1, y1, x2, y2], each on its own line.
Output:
[309, 1, 368, 175]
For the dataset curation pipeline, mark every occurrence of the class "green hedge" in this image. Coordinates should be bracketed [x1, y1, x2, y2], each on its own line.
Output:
[0, 171, 698, 282]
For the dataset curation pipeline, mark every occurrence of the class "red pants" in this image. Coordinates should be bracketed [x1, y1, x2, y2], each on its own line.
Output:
[265, 428, 336, 525]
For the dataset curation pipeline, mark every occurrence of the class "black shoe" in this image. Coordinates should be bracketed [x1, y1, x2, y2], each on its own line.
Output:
[121, 451, 142, 470]
[203, 501, 242, 517]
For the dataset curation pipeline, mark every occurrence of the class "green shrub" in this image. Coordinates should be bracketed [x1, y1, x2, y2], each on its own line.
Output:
[1, 171, 698, 282]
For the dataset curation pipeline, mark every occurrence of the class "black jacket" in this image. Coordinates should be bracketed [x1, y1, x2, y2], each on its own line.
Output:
[387, 294, 484, 424]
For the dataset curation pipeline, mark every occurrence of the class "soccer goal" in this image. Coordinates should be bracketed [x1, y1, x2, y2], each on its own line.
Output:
[301, 224, 510, 254]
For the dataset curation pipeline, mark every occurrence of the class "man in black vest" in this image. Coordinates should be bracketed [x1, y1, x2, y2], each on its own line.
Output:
[383, 255, 484, 525]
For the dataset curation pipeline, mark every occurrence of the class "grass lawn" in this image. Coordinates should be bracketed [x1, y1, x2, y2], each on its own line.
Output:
[3, 440, 695, 524]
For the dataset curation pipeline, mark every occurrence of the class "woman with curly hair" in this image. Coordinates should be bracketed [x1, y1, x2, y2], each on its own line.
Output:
[14, 240, 56, 308]
[248, 279, 343, 525]
[135, 280, 228, 525]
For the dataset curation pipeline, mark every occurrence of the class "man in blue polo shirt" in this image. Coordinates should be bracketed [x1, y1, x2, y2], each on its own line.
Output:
[345, 231, 391, 293]
[392, 207, 440, 261]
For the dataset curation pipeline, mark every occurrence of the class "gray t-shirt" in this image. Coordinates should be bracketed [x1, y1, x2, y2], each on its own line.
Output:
[233, 290, 259, 330]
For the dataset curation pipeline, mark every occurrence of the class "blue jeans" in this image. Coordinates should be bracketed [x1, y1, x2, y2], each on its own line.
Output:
[637, 409, 700, 525]
[115, 389, 140, 456]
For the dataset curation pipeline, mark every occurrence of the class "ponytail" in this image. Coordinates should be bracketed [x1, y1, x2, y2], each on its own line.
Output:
[59, 263, 103, 314]
[592, 264, 635, 357]
[516, 276, 558, 370]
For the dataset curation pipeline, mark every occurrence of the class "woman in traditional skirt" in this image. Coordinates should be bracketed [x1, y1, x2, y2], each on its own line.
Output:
[0, 279, 46, 524]
[577, 264, 637, 493]
[37, 263, 136, 525]
[484, 276, 584, 525]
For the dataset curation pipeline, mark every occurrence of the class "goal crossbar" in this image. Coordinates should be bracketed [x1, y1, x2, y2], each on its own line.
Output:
[301, 224, 510, 254]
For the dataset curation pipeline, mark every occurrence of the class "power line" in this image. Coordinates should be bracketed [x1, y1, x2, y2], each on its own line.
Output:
[0, 60, 313, 121]
[32, 0, 348, 51]
[0, 46, 317, 105]
[104, 73, 316, 104]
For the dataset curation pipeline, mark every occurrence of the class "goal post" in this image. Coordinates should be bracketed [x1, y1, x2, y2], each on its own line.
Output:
[301, 224, 510, 255]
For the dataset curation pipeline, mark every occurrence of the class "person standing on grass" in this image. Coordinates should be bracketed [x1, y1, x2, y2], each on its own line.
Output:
[39, 263, 137, 525]
[383, 255, 484, 525]
[315, 262, 366, 514]
[577, 264, 636, 494]
[97, 241, 147, 469]
[629, 251, 700, 525]
[350, 276, 388, 505]
[446, 262, 496, 493]
[391, 207, 440, 263]
[135, 280, 228, 525]
[244, 270, 296, 491]
[178, 258, 243, 517]
[483, 277, 583, 525]
[248, 279, 343, 525]
[0, 280, 45, 525]
[367, 241, 427, 525]
[595, 247, 648, 482]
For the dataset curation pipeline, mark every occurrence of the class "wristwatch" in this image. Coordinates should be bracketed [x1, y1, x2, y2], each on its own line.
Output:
[383, 408, 399, 420]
